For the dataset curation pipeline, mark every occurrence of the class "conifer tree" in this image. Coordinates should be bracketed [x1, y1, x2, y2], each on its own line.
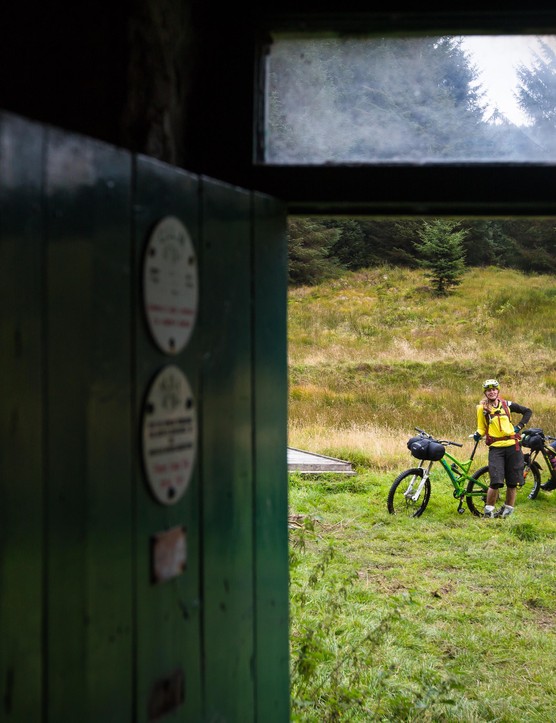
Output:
[288, 218, 340, 285]
[515, 40, 556, 156]
[414, 220, 467, 295]
[267, 36, 489, 163]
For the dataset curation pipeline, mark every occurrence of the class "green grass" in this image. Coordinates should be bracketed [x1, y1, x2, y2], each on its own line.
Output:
[288, 265, 556, 720]
[289, 471, 556, 721]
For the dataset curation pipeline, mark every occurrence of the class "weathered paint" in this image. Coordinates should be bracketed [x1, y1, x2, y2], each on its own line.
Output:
[0, 111, 45, 723]
[0, 114, 289, 723]
[133, 155, 203, 723]
[200, 177, 256, 722]
[252, 193, 290, 722]
[44, 126, 134, 722]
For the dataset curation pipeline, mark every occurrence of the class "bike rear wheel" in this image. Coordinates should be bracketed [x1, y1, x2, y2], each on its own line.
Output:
[387, 467, 430, 517]
[521, 454, 541, 499]
[466, 459, 540, 515]
[466, 466, 490, 516]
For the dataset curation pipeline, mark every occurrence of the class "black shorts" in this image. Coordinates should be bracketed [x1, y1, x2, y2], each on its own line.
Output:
[488, 445, 524, 489]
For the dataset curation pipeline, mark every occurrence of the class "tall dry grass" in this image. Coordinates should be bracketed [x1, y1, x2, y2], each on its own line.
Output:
[288, 265, 556, 466]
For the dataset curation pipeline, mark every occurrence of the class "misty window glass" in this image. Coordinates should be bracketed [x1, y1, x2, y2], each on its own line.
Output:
[263, 35, 556, 164]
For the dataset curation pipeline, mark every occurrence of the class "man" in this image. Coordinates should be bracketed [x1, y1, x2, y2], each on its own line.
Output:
[473, 378, 532, 518]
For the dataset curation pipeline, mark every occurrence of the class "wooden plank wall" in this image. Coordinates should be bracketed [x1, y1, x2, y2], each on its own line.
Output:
[0, 111, 45, 723]
[44, 126, 134, 722]
[0, 112, 289, 723]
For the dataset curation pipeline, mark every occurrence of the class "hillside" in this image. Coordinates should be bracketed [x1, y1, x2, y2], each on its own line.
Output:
[288, 265, 556, 721]
[288, 265, 556, 467]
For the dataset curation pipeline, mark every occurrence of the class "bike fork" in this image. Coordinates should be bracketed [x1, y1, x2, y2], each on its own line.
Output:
[405, 468, 430, 502]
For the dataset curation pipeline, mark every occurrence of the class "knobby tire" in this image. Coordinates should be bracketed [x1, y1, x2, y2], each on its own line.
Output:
[387, 467, 430, 518]
[521, 458, 541, 500]
[466, 466, 490, 516]
[466, 459, 540, 516]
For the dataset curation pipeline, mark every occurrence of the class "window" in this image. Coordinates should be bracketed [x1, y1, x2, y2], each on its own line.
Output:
[263, 34, 556, 164]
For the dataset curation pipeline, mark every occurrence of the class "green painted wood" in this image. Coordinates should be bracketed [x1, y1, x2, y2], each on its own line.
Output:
[200, 178, 255, 722]
[45, 129, 133, 722]
[133, 155, 202, 723]
[1, 112, 291, 722]
[252, 193, 290, 722]
[0, 113, 45, 723]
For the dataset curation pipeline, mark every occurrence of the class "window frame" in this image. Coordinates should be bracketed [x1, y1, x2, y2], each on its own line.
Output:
[251, 9, 556, 216]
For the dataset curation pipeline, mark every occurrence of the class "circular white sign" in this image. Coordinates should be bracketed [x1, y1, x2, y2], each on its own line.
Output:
[142, 365, 197, 505]
[143, 216, 198, 354]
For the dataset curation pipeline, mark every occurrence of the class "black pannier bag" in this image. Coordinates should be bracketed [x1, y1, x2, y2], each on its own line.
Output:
[521, 428, 545, 450]
[407, 435, 445, 461]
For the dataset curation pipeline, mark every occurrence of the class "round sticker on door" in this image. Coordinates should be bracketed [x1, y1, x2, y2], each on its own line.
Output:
[142, 365, 197, 505]
[143, 216, 198, 354]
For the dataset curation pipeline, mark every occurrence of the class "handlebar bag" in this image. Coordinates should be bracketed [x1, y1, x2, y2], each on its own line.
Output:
[407, 436, 445, 461]
[521, 428, 545, 450]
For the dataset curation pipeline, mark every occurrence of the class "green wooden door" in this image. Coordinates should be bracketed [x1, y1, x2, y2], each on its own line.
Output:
[0, 115, 289, 723]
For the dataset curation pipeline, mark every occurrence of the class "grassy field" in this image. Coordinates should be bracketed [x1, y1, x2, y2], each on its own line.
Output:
[288, 266, 556, 721]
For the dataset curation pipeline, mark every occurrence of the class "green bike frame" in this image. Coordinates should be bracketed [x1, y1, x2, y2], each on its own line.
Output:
[438, 448, 479, 493]
[412, 439, 487, 513]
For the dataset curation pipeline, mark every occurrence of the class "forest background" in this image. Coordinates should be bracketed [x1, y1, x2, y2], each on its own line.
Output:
[288, 215, 556, 287]
[278, 36, 556, 283]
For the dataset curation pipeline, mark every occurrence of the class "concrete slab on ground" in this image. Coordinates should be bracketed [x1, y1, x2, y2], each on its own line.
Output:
[287, 447, 354, 475]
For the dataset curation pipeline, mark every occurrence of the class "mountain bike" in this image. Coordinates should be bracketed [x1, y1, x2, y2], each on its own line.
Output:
[522, 428, 556, 494]
[387, 427, 539, 517]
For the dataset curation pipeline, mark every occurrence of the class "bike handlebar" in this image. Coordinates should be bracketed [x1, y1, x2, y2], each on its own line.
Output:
[414, 427, 463, 447]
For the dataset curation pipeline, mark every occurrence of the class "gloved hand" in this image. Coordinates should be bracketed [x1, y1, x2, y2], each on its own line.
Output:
[473, 432, 481, 442]
[514, 425, 522, 433]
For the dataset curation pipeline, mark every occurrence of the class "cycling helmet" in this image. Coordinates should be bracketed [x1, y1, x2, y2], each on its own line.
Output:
[483, 378, 500, 390]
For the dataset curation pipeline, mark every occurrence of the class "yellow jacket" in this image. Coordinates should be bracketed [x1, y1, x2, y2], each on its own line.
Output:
[476, 399, 518, 448]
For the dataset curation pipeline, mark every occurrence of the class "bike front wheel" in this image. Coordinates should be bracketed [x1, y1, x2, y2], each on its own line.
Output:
[387, 467, 430, 517]
[466, 466, 490, 516]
